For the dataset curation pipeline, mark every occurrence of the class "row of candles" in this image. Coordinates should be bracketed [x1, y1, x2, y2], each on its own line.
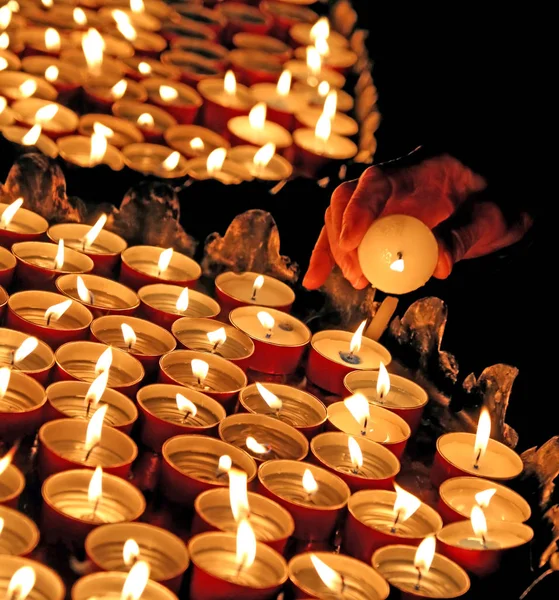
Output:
[1, 0, 361, 179]
[0, 196, 533, 599]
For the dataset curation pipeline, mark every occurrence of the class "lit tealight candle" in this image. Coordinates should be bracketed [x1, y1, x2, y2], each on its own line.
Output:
[84, 77, 147, 111]
[228, 142, 293, 182]
[184, 146, 253, 184]
[143, 77, 202, 125]
[164, 124, 230, 159]
[11, 98, 78, 138]
[295, 90, 358, 136]
[122, 143, 189, 178]
[0, 198, 49, 247]
[0, 72, 57, 102]
[112, 99, 177, 143]
[215, 271, 295, 312]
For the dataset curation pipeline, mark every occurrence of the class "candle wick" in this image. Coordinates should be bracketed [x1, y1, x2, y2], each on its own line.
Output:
[414, 568, 422, 591]
[250, 288, 258, 301]
[390, 509, 402, 534]
[474, 448, 482, 469]
[46, 313, 52, 326]
[128, 342, 133, 351]
[481, 533, 487, 549]
[361, 417, 368, 436]
[82, 239, 87, 251]
[92, 496, 100, 520]
[211, 341, 221, 354]
[182, 411, 190, 423]
[265, 328, 273, 339]
[85, 400, 92, 418]
[351, 465, 359, 475]
[84, 442, 98, 463]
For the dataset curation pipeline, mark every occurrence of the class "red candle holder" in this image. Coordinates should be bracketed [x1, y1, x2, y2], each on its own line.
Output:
[85, 522, 190, 594]
[0, 202, 48, 248]
[120, 245, 202, 291]
[232, 33, 292, 63]
[257, 459, 350, 545]
[72, 571, 178, 600]
[170, 39, 229, 71]
[122, 56, 181, 83]
[0, 245, 16, 287]
[0, 327, 55, 386]
[188, 531, 287, 600]
[172, 318, 254, 372]
[143, 76, 203, 124]
[229, 306, 310, 375]
[90, 314, 176, 376]
[306, 329, 391, 397]
[139, 283, 220, 330]
[310, 431, 400, 493]
[161, 50, 224, 89]
[0, 463, 25, 508]
[239, 383, 326, 440]
[41, 469, 145, 545]
[436, 520, 534, 577]
[161, 15, 217, 46]
[219, 2, 273, 45]
[342, 489, 443, 563]
[293, 46, 358, 76]
[159, 349, 247, 414]
[171, 3, 226, 37]
[47, 223, 128, 277]
[259, 1, 317, 41]
[12, 98, 79, 140]
[77, 114, 145, 149]
[0, 504, 40, 557]
[12, 240, 94, 290]
[83, 77, 148, 114]
[219, 413, 309, 463]
[45, 380, 138, 435]
[21, 56, 84, 104]
[327, 401, 411, 459]
[161, 434, 257, 506]
[123, 143, 190, 179]
[229, 48, 282, 86]
[251, 82, 309, 131]
[112, 100, 177, 144]
[0, 71, 58, 103]
[292, 128, 358, 177]
[54, 340, 145, 398]
[0, 557, 65, 600]
[6, 290, 93, 350]
[137, 383, 227, 452]
[288, 22, 350, 50]
[0, 369, 46, 442]
[20, 27, 74, 58]
[227, 113, 292, 155]
[0, 285, 7, 321]
[192, 488, 294, 555]
[164, 124, 230, 160]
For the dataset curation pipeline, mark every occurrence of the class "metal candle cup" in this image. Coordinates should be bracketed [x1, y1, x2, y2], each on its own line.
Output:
[112, 100, 177, 144]
[171, 39, 229, 70]
[161, 434, 257, 506]
[288, 551, 390, 600]
[219, 413, 309, 463]
[54, 341, 145, 398]
[90, 315, 176, 376]
[0, 463, 25, 508]
[159, 349, 247, 414]
[327, 401, 411, 459]
[143, 76, 203, 124]
[45, 380, 138, 434]
[295, 105, 358, 137]
[57, 135, 125, 171]
[0, 246, 16, 287]
[0, 557, 65, 600]
[41, 469, 145, 544]
[12, 98, 79, 139]
[188, 532, 287, 600]
[1, 124, 59, 159]
[164, 124, 230, 159]
[229, 306, 310, 375]
[257, 459, 350, 544]
[120, 245, 202, 290]
[438, 477, 531, 524]
[372, 544, 470, 600]
[436, 520, 534, 578]
[310, 432, 400, 493]
[307, 329, 391, 397]
[192, 488, 294, 554]
[139, 284, 221, 330]
[344, 370, 428, 434]
[0, 369, 46, 441]
[0, 327, 55, 385]
[343, 490, 443, 563]
[38, 417, 138, 480]
[0, 504, 40, 556]
[72, 572, 177, 600]
[137, 383, 226, 452]
[12, 241, 94, 290]
[85, 522, 189, 593]
[431, 432, 524, 487]
[239, 383, 326, 440]
[0, 202, 48, 248]
[48, 223, 128, 276]
[171, 4, 226, 37]
[77, 114, 144, 148]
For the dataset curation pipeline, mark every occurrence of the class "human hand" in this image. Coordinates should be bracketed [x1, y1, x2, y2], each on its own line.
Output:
[303, 155, 533, 290]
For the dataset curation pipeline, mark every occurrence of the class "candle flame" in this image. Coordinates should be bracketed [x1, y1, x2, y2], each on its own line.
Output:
[123, 539, 140, 567]
[315, 111, 331, 144]
[41, 0, 52, 7]
[475, 488, 497, 509]
[175, 287, 189, 312]
[85, 403, 108, 453]
[137, 112, 154, 127]
[13, 337, 39, 364]
[121, 560, 150, 600]
[228, 468, 249, 522]
[223, 69, 236, 96]
[158, 247, 173, 274]
[349, 320, 366, 354]
[306, 46, 322, 77]
[191, 358, 209, 384]
[323, 90, 337, 119]
[315, 36, 329, 57]
[376, 362, 390, 399]
[251, 274, 264, 298]
[0, 197, 23, 228]
[45, 65, 59, 82]
[318, 81, 330, 97]
[138, 61, 151, 75]
[0, 97, 6, 113]
[111, 79, 127, 100]
[74, 7, 87, 25]
[302, 468, 318, 495]
[246, 436, 269, 454]
[0, 57, 8, 71]
[77, 275, 93, 303]
[121, 323, 137, 349]
[0, 517, 4, 535]
[0, 367, 10, 399]
[22, 125, 42, 145]
[471, 505, 488, 540]
[0, 444, 18, 475]
[54, 238, 65, 270]
[474, 407, 491, 466]
[6, 567, 36, 600]
[248, 102, 266, 130]
[0, 5, 11, 29]
[130, 0, 144, 13]
[44, 28, 60, 51]
[310, 554, 344, 594]
[35, 103, 59, 124]
[176, 392, 197, 418]
[218, 454, 232, 473]
[7, 0, 18, 11]
[44, 298, 72, 323]
[159, 85, 178, 102]
[85, 370, 109, 409]
[348, 436, 363, 471]
[83, 213, 107, 249]
[88, 465, 103, 504]
[276, 70, 291, 97]
[117, 20, 137, 41]
[95, 346, 113, 375]
[310, 17, 330, 42]
[93, 122, 114, 139]
[393, 483, 421, 523]
[206, 147, 226, 175]
[256, 382, 282, 411]
[390, 256, 405, 272]
[257, 311, 274, 333]
[253, 143, 275, 169]
[235, 519, 256, 572]
[207, 327, 226, 347]
[162, 151, 180, 171]
[19, 79, 37, 98]
[190, 137, 204, 150]
[414, 536, 436, 576]
[82, 28, 105, 76]
[0, 33, 9, 51]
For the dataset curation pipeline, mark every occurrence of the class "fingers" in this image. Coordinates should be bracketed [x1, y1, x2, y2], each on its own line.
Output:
[302, 226, 335, 290]
[325, 206, 364, 287]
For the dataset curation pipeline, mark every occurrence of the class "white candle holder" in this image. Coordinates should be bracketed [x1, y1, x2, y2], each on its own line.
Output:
[0, 463, 25, 508]
[78, 114, 144, 148]
[72, 572, 177, 600]
[0, 556, 65, 600]
[0, 327, 55, 385]
[0, 503, 40, 556]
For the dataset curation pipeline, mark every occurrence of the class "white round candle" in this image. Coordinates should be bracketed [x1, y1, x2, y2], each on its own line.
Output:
[293, 81, 354, 113]
[78, 114, 144, 148]
[437, 519, 533, 551]
[11, 98, 78, 133]
[228, 114, 292, 150]
[294, 45, 357, 72]
[230, 306, 310, 347]
[112, 100, 177, 136]
[311, 330, 391, 370]
[58, 135, 124, 170]
[122, 246, 201, 282]
[293, 127, 357, 160]
[122, 143, 189, 178]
